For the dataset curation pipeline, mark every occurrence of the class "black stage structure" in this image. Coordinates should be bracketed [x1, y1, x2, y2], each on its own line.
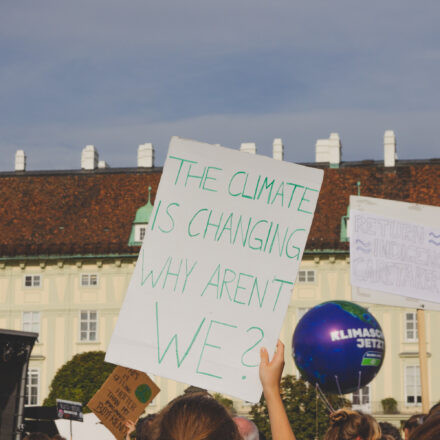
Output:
[0, 329, 38, 440]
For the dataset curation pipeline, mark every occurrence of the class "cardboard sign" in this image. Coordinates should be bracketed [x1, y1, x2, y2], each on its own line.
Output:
[350, 196, 440, 310]
[106, 137, 323, 402]
[87, 366, 160, 440]
[56, 399, 83, 422]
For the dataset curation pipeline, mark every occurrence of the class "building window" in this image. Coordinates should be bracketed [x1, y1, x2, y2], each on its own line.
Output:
[135, 225, 147, 242]
[405, 365, 421, 405]
[80, 274, 98, 287]
[80, 311, 98, 342]
[24, 275, 41, 288]
[139, 227, 146, 241]
[25, 369, 39, 406]
[352, 385, 370, 411]
[298, 270, 315, 283]
[405, 312, 418, 342]
[23, 312, 40, 335]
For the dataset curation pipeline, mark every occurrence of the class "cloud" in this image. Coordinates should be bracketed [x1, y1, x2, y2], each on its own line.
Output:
[2, 1, 438, 53]
[1, 108, 439, 171]
[0, 0, 439, 171]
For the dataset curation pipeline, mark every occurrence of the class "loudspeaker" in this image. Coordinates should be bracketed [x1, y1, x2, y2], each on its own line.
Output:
[0, 330, 37, 440]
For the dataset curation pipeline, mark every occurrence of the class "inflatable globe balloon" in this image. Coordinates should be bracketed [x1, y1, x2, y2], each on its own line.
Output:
[292, 300, 385, 395]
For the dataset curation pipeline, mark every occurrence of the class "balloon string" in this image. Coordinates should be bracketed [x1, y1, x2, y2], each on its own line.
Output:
[334, 375, 343, 398]
[357, 371, 362, 391]
[315, 383, 335, 414]
[315, 388, 319, 440]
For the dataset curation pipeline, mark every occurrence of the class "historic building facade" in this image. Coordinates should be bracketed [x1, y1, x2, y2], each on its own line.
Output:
[1, 134, 439, 419]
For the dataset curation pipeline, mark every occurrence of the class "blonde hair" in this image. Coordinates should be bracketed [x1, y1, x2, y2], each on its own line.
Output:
[325, 408, 381, 440]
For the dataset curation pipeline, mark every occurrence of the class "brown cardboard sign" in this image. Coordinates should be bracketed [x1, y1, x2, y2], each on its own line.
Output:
[87, 366, 160, 440]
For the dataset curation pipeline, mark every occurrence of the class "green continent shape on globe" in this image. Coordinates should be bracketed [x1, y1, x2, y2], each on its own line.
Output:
[335, 300, 376, 326]
[135, 384, 152, 403]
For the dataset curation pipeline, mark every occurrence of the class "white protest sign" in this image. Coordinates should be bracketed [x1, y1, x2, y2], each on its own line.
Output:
[350, 196, 440, 310]
[106, 137, 323, 402]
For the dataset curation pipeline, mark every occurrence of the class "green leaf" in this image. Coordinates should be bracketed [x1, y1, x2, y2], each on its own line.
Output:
[43, 351, 115, 413]
[250, 375, 350, 440]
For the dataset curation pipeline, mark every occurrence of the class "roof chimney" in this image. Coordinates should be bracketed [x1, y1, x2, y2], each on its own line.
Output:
[272, 138, 284, 161]
[384, 130, 397, 167]
[81, 145, 98, 170]
[98, 160, 109, 169]
[15, 150, 26, 171]
[240, 142, 256, 154]
[138, 143, 154, 168]
[315, 132, 342, 167]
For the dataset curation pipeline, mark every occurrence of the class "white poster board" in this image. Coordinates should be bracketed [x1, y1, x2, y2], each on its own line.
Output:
[56, 413, 114, 440]
[350, 196, 440, 310]
[106, 137, 323, 402]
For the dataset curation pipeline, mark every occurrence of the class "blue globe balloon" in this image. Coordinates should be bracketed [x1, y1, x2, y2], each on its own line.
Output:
[292, 300, 385, 394]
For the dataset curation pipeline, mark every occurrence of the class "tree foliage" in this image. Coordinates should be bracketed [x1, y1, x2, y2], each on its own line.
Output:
[250, 375, 350, 440]
[43, 351, 115, 411]
[212, 392, 236, 415]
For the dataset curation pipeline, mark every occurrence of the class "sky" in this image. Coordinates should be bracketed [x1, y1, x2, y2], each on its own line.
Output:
[1, 0, 440, 171]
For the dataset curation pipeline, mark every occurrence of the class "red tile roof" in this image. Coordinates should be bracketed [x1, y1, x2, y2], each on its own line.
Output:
[308, 162, 440, 251]
[0, 169, 162, 257]
[1, 161, 439, 258]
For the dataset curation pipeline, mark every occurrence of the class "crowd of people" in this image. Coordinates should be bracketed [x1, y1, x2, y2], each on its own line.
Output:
[24, 341, 439, 440]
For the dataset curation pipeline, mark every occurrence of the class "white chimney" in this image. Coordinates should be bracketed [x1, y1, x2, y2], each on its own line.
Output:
[15, 150, 26, 171]
[81, 145, 98, 170]
[138, 143, 154, 168]
[384, 130, 397, 167]
[315, 132, 342, 167]
[272, 138, 284, 161]
[98, 160, 109, 169]
[240, 142, 256, 154]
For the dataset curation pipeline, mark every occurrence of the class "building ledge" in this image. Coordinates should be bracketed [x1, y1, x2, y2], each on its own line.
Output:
[399, 352, 431, 358]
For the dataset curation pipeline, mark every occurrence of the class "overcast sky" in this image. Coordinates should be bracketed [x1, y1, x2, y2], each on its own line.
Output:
[1, 1, 439, 171]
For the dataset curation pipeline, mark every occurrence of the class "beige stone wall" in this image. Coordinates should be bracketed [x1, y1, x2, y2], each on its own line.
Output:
[0, 259, 133, 406]
[1, 254, 438, 415]
[281, 255, 440, 415]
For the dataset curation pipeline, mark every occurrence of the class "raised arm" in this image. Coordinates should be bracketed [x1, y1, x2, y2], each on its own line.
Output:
[259, 340, 296, 440]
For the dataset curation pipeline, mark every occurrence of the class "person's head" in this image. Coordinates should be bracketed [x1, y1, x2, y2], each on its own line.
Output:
[427, 402, 440, 419]
[409, 414, 440, 440]
[325, 408, 381, 440]
[403, 414, 425, 440]
[23, 434, 51, 440]
[379, 422, 401, 440]
[136, 414, 157, 440]
[155, 392, 241, 440]
[233, 416, 259, 440]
